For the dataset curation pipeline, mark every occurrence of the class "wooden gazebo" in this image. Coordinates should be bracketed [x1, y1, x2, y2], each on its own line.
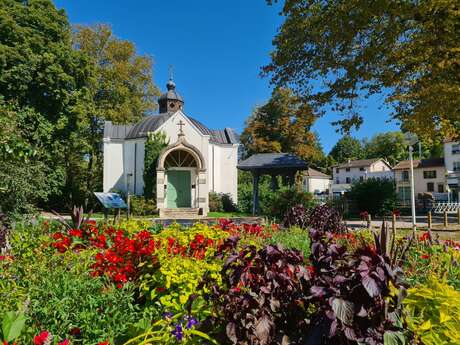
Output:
[237, 153, 308, 215]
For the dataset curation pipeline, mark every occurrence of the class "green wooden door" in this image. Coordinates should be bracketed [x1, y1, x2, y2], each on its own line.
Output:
[166, 170, 191, 208]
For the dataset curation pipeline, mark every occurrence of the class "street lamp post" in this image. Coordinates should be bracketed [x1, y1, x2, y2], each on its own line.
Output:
[409, 146, 417, 232]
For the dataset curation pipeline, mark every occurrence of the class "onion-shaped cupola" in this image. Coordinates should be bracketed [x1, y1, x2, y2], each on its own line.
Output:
[158, 78, 184, 113]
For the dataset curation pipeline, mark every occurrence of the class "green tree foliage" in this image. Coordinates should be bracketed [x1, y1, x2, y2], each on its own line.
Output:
[363, 131, 408, 166]
[264, 0, 460, 141]
[73, 24, 160, 124]
[329, 135, 364, 164]
[240, 87, 324, 164]
[347, 178, 397, 216]
[143, 132, 168, 199]
[0, 0, 93, 209]
[0, 101, 61, 217]
[73, 24, 160, 207]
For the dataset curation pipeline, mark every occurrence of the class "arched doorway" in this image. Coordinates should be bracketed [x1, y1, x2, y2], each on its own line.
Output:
[155, 135, 208, 216]
[164, 150, 198, 208]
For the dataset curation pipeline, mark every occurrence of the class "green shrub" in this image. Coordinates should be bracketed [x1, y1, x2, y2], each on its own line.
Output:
[209, 192, 237, 213]
[346, 178, 396, 216]
[404, 276, 460, 345]
[208, 192, 223, 212]
[220, 193, 238, 212]
[1, 218, 140, 345]
[130, 196, 157, 216]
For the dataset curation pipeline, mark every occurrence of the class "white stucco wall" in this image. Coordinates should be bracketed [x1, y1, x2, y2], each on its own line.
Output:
[395, 166, 446, 196]
[103, 140, 125, 193]
[444, 142, 460, 172]
[210, 144, 239, 203]
[303, 177, 331, 194]
[333, 161, 392, 184]
[157, 111, 210, 168]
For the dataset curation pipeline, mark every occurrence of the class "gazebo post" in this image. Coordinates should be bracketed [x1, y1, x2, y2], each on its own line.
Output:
[252, 171, 260, 215]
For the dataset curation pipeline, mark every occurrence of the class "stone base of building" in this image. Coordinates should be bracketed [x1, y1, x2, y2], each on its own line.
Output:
[159, 208, 205, 219]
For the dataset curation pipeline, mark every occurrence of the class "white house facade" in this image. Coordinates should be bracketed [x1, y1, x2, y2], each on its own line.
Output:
[331, 158, 393, 195]
[302, 168, 331, 196]
[444, 140, 460, 201]
[102, 79, 239, 217]
[393, 158, 447, 205]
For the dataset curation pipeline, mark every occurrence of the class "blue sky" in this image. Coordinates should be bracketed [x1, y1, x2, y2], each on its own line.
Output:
[54, 0, 399, 153]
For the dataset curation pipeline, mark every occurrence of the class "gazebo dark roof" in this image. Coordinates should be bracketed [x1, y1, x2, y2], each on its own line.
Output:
[237, 153, 308, 215]
[238, 153, 308, 171]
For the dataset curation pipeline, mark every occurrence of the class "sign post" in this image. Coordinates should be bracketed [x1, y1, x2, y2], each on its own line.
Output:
[94, 192, 128, 223]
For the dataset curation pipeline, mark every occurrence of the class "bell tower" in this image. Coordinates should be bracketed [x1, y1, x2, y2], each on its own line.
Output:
[158, 78, 184, 113]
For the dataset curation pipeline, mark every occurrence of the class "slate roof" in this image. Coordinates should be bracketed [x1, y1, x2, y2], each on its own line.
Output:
[104, 115, 238, 145]
[238, 153, 308, 171]
[124, 113, 213, 139]
[303, 167, 331, 179]
[210, 128, 239, 145]
[334, 158, 388, 169]
[393, 158, 444, 170]
[103, 121, 134, 140]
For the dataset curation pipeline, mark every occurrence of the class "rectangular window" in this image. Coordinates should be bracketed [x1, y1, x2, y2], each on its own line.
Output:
[359, 176, 364, 182]
[402, 171, 409, 181]
[438, 184, 444, 193]
[423, 170, 437, 179]
[452, 144, 460, 154]
[359, 167, 365, 171]
[336, 168, 339, 173]
[398, 187, 411, 202]
[336, 179, 340, 184]
[346, 168, 350, 172]
[346, 177, 351, 184]
[454, 162, 460, 171]
[427, 182, 434, 192]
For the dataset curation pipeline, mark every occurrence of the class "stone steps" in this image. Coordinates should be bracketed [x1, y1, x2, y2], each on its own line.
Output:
[159, 208, 201, 219]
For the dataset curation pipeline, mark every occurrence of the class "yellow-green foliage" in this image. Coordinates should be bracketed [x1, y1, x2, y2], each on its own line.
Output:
[118, 219, 153, 234]
[139, 223, 229, 316]
[404, 276, 460, 345]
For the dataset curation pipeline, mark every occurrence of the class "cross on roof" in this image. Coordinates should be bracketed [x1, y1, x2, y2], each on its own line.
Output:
[177, 120, 185, 134]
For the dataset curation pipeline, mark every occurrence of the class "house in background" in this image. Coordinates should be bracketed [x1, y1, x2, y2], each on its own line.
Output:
[331, 158, 393, 195]
[393, 158, 446, 206]
[444, 141, 460, 201]
[302, 168, 331, 196]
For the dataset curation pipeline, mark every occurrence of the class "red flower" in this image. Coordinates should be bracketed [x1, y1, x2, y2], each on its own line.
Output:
[34, 331, 50, 345]
[69, 229, 83, 238]
[58, 340, 70, 345]
[420, 232, 431, 241]
[421, 254, 430, 260]
[156, 287, 166, 293]
[98, 342, 109, 345]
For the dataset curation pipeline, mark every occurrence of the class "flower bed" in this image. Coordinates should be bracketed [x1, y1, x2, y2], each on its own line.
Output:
[1, 215, 459, 344]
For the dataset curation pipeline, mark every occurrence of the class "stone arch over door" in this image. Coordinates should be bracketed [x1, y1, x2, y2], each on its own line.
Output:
[155, 136, 208, 215]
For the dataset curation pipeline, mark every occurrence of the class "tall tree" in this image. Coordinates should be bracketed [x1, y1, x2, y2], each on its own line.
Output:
[329, 136, 364, 164]
[72, 24, 160, 206]
[264, 0, 460, 141]
[0, 100, 57, 217]
[363, 132, 408, 166]
[0, 0, 93, 209]
[240, 87, 324, 164]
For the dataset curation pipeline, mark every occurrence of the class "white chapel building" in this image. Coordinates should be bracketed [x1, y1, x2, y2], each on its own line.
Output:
[102, 79, 239, 217]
